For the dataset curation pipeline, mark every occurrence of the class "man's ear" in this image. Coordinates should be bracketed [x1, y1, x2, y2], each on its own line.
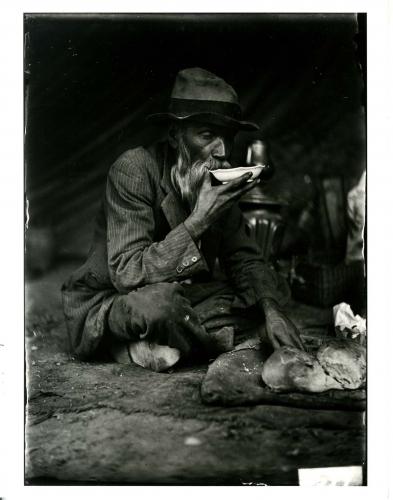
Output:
[167, 124, 180, 149]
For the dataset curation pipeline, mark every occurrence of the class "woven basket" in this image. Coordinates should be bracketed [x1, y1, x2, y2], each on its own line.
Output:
[291, 258, 365, 308]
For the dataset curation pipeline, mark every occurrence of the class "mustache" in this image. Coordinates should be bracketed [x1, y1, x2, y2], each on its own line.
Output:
[203, 157, 232, 171]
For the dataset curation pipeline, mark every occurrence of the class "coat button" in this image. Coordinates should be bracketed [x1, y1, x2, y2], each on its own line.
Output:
[176, 265, 184, 273]
[182, 260, 189, 267]
[191, 256, 198, 263]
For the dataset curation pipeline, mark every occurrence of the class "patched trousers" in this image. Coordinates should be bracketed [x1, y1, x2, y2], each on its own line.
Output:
[63, 278, 264, 372]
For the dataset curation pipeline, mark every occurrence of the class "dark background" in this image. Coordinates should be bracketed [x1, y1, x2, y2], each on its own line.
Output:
[24, 13, 366, 264]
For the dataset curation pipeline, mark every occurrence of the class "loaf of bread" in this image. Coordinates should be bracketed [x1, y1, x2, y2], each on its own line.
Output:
[261, 346, 342, 392]
[261, 339, 366, 393]
[316, 339, 366, 389]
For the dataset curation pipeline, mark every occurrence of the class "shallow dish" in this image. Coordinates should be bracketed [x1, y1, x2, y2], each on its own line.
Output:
[211, 165, 265, 184]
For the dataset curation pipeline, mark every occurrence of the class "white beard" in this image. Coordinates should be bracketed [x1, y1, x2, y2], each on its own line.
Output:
[170, 137, 231, 209]
[171, 159, 208, 210]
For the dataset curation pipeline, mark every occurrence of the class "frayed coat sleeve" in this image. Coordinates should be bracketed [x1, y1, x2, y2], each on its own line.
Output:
[218, 204, 291, 309]
[106, 152, 208, 292]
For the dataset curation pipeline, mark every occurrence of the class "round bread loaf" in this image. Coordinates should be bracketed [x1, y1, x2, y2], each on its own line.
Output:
[316, 339, 366, 389]
[261, 346, 342, 393]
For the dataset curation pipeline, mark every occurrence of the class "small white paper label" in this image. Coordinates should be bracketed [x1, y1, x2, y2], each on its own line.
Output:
[298, 466, 363, 486]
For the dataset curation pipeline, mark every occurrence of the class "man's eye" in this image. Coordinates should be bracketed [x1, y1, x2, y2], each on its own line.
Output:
[200, 132, 214, 140]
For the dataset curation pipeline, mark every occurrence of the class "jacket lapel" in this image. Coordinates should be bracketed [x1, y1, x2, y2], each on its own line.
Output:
[159, 145, 189, 229]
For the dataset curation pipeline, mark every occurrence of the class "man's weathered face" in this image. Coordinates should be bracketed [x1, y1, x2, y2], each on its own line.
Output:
[170, 120, 237, 209]
[179, 121, 236, 169]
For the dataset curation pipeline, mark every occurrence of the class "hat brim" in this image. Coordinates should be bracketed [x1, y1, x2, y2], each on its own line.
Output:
[146, 112, 259, 132]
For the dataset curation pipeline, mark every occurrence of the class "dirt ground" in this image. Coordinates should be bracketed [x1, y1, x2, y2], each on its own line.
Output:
[25, 262, 366, 486]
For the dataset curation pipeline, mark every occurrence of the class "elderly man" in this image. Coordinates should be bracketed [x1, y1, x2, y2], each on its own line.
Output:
[62, 68, 304, 372]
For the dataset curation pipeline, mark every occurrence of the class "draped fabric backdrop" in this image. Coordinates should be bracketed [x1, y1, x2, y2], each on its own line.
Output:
[24, 13, 365, 262]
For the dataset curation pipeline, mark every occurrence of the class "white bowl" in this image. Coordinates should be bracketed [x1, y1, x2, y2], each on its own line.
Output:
[210, 165, 264, 184]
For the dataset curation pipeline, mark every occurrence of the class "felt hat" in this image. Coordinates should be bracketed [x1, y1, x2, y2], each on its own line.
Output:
[146, 67, 259, 131]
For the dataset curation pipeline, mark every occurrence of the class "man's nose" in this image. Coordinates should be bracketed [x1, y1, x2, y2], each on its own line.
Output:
[211, 138, 230, 160]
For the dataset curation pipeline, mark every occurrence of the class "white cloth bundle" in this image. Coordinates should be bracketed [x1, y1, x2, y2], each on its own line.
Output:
[333, 302, 366, 342]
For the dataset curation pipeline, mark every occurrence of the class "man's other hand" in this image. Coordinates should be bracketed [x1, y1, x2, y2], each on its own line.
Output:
[184, 170, 258, 240]
[261, 298, 305, 351]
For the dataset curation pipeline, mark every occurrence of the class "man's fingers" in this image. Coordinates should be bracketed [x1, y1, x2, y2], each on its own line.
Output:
[267, 328, 282, 350]
[285, 320, 305, 351]
[228, 179, 259, 200]
[220, 172, 253, 191]
[291, 330, 306, 351]
[270, 336, 281, 350]
[277, 328, 305, 351]
[201, 169, 213, 188]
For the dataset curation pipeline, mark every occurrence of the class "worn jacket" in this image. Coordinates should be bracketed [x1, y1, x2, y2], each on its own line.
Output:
[62, 142, 290, 358]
